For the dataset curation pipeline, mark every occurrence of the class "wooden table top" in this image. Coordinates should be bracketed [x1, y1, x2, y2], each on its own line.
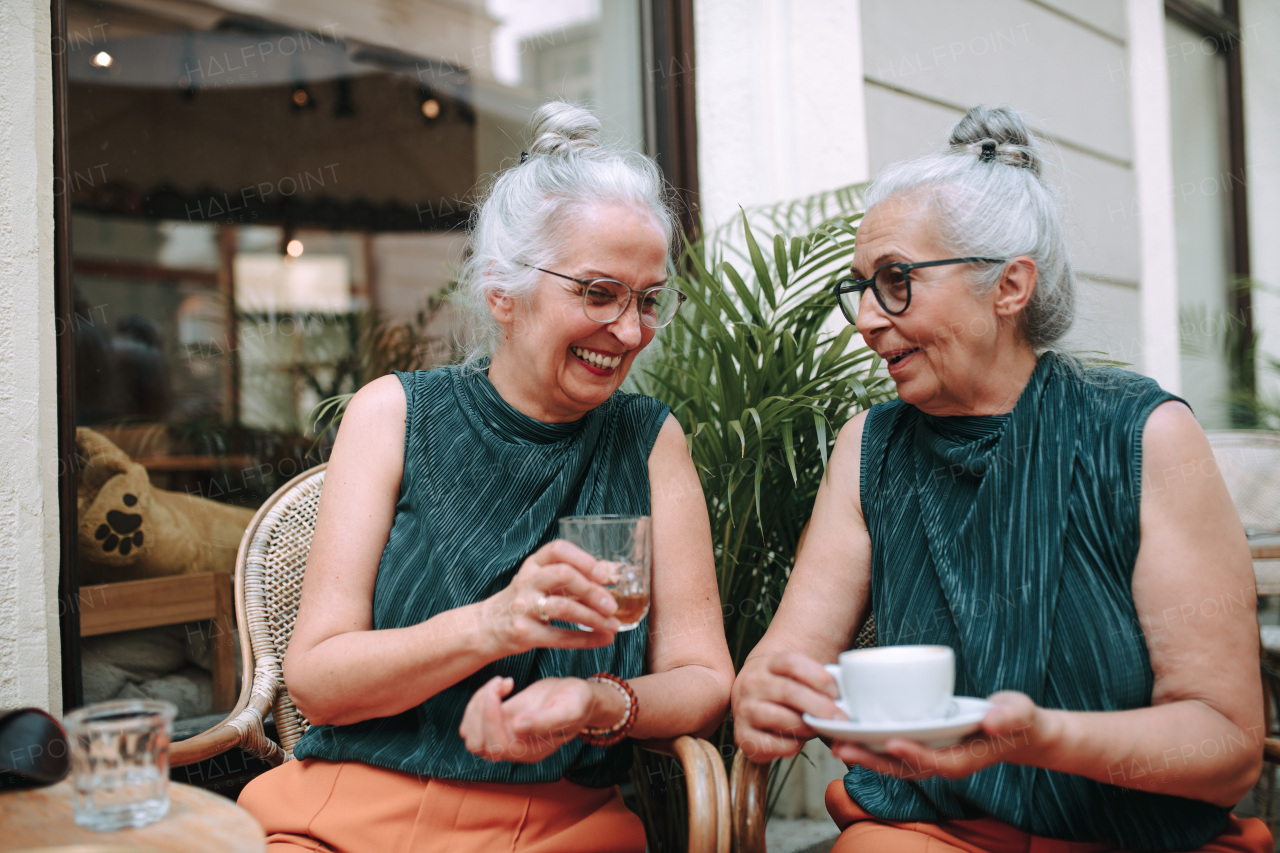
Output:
[0, 780, 264, 853]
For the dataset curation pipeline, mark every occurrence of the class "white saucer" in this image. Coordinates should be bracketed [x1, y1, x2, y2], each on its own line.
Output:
[803, 697, 993, 752]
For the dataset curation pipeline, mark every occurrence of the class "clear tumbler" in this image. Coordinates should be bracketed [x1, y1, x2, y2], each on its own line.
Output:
[558, 514, 652, 631]
[64, 699, 176, 831]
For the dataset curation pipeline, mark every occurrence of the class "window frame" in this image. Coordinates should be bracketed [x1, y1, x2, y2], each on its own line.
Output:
[51, 0, 82, 709]
[1165, 0, 1254, 406]
[50, 0, 701, 709]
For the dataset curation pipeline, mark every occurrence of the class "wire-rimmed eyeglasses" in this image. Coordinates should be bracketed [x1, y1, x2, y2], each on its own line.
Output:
[831, 257, 1008, 327]
[526, 264, 687, 329]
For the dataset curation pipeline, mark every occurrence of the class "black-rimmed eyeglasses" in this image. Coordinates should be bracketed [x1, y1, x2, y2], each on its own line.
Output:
[525, 264, 687, 329]
[831, 257, 1007, 327]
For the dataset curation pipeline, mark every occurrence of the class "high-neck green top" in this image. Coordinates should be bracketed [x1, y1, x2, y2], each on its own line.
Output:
[293, 363, 669, 787]
[849, 353, 1226, 852]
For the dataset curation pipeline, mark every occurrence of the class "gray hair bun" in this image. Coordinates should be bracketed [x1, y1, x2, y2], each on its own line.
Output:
[527, 102, 603, 157]
[949, 105, 1042, 177]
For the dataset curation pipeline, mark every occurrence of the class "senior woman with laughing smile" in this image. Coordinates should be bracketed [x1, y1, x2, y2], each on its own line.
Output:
[236, 101, 733, 853]
[731, 105, 1269, 853]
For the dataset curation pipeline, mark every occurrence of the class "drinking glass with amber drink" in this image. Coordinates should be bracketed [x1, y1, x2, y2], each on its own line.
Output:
[558, 515, 651, 631]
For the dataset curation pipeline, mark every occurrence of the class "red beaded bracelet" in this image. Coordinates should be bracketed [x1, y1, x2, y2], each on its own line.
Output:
[579, 672, 637, 747]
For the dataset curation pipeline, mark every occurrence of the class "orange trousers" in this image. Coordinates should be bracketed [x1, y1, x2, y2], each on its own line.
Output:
[826, 780, 1272, 853]
[238, 758, 645, 853]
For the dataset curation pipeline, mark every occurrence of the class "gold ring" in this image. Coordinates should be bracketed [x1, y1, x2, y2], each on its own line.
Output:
[536, 595, 550, 624]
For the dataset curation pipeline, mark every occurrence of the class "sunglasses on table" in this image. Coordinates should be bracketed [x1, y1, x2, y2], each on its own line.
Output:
[831, 257, 1008, 327]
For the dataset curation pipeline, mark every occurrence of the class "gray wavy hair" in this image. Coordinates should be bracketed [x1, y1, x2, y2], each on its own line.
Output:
[863, 105, 1075, 350]
[456, 102, 677, 368]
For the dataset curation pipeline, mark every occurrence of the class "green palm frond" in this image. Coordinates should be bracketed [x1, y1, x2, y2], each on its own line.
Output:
[629, 191, 895, 849]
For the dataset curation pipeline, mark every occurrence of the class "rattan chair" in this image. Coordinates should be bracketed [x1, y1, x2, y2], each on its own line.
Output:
[1206, 430, 1280, 828]
[728, 614, 876, 853]
[1206, 430, 1280, 595]
[171, 463, 730, 853]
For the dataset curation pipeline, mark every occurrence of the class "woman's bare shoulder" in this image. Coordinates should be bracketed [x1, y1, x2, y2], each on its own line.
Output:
[830, 409, 871, 481]
[1140, 400, 1200, 450]
[326, 375, 408, 482]
[342, 374, 408, 425]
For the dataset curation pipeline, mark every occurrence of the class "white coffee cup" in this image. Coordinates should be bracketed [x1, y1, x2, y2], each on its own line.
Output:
[823, 645, 955, 723]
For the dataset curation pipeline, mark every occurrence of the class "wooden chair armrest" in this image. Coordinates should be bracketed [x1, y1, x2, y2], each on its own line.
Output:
[729, 749, 771, 853]
[640, 736, 730, 853]
[171, 665, 284, 767]
[1264, 737, 1280, 765]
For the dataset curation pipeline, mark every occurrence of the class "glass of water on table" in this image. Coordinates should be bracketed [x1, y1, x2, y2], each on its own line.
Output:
[558, 514, 651, 631]
[63, 698, 176, 831]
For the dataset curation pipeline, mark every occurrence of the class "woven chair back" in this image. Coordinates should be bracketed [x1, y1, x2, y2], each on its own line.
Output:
[1206, 431, 1280, 534]
[853, 612, 877, 648]
[241, 463, 327, 757]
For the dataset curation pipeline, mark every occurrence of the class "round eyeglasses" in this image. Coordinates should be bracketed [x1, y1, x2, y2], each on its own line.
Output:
[526, 265, 687, 329]
[831, 257, 1007, 327]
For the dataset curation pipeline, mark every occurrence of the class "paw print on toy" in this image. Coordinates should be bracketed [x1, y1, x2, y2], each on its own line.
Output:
[75, 427, 254, 582]
[93, 492, 145, 556]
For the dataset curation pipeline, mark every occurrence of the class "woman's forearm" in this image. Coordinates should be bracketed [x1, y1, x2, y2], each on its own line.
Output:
[286, 602, 502, 726]
[628, 664, 733, 741]
[1037, 700, 1263, 807]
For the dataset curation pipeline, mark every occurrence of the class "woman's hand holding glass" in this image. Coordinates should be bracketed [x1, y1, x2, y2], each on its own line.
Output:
[481, 539, 621, 656]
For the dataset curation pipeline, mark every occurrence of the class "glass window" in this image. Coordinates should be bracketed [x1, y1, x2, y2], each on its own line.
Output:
[1166, 15, 1235, 427]
[63, 0, 648, 735]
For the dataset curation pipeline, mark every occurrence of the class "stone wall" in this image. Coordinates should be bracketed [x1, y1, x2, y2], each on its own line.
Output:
[0, 0, 62, 713]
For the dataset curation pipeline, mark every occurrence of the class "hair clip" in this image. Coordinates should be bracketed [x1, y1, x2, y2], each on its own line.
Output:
[980, 141, 997, 163]
[519, 151, 529, 164]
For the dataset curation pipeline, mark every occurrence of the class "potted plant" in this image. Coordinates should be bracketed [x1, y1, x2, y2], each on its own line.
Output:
[627, 188, 896, 849]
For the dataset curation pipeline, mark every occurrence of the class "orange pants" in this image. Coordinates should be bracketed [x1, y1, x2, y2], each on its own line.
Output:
[826, 780, 1272, 853]
[238, 758, 645, 853]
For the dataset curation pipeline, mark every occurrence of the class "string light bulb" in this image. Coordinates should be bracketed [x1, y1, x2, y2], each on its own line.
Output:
[290, 84, 314, 110]
[419, 87, 442, 122]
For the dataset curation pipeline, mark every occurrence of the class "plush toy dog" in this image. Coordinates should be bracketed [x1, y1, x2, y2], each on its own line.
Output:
[75, 428, 255, 584]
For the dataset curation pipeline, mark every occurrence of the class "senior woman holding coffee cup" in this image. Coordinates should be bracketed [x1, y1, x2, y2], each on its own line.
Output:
[236, 102, 734, 852]
[731, 105, 1269, 852]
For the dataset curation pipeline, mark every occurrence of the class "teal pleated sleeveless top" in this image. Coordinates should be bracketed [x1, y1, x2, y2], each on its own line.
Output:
[850, 353, 1228, 852]
[293, 363, 670, 787]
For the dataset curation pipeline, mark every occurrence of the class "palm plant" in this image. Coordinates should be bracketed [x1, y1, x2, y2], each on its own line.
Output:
[1177, 278, 1269, 429]
[626, 188, 896, 849]
[306, 288, 459, 443]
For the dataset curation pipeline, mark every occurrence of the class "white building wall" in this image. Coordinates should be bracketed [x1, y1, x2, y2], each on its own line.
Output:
[695, 0, 1182, 382]
[1128, 0, 1181, 393]
[0, 0, 62, 713]
[694, 0, 870, 231]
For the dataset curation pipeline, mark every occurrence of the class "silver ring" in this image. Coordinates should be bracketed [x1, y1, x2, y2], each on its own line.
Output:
[536, 595, 550, 624]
